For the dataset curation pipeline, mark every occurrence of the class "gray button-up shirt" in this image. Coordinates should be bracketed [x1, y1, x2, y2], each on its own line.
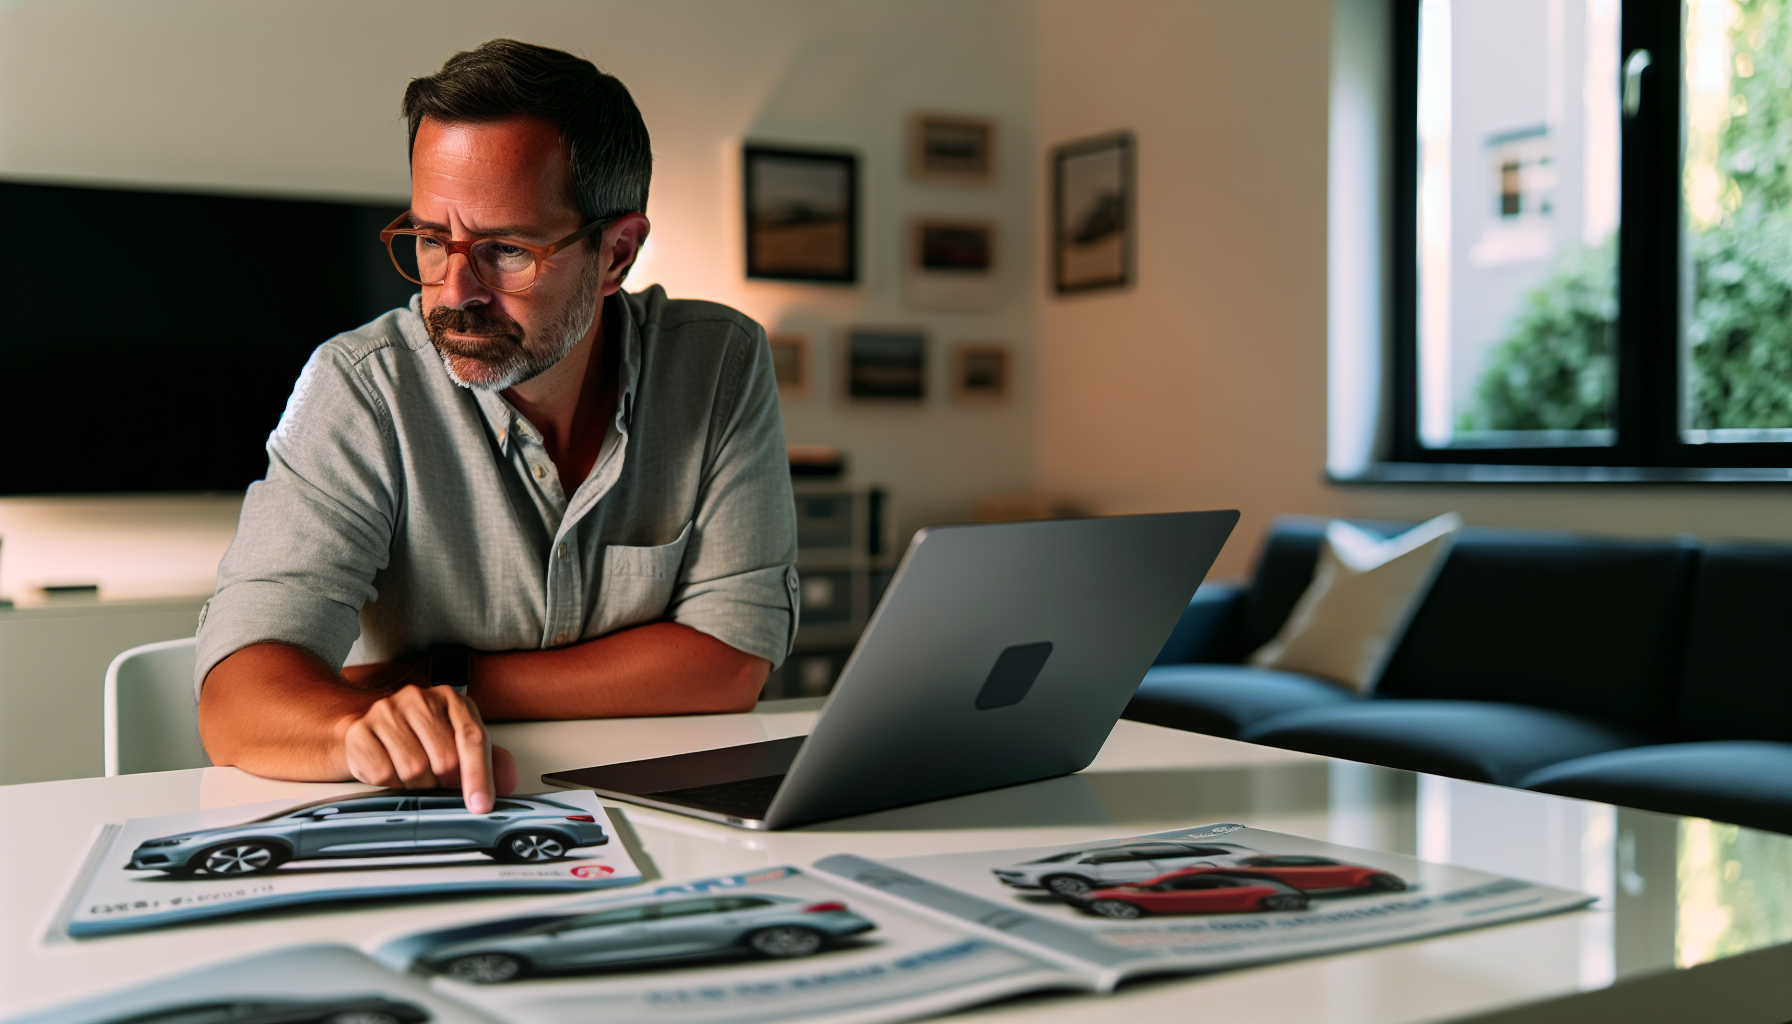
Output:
[196, 285, 799, 690]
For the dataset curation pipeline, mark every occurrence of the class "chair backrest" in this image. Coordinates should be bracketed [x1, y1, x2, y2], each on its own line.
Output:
[104, 637, 210, 776]
[1672, 542, 1792, 743]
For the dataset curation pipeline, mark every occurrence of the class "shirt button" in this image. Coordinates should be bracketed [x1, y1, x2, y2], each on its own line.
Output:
[558, 544, 568, 559]
[533, 464, 546, 479]
[553, 633, 566, 645]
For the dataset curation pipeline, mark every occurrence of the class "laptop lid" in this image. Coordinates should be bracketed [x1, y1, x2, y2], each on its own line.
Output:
[757, 509, 1238, 828]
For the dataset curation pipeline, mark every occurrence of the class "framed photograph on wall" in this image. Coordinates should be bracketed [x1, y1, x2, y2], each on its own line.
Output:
[951, 343, 1009, 403]
[846, 329, 926, 402]
[744, 145, 858, 283]
[904, 218, 998, 310]
[910, 113, 996, 184]
[768, 333, 810, 398]
[1052, 132, 1134, 294]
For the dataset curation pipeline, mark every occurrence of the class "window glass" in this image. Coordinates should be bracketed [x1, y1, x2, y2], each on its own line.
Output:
[655, 898, 721, 918]
[418, 796, 466, 811]
[1131, 844, 1199, 858]
[715, 896, 773, 911]
[494, 801, 534, 812]
[1683, 0, 1792, 441]
[331, 798, 405, 814]
[1416, 0, 1621, 449]
[564, 906, 646, 928]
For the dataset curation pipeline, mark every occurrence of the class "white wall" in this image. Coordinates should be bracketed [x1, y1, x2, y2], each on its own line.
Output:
[0, 0, 1040, 568]
[1035, 0, 1792, 581]
[8, 0, 1792, 596]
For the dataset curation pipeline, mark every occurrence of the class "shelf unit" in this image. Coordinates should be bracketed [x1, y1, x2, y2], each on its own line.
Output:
[763, 482, 893, 700]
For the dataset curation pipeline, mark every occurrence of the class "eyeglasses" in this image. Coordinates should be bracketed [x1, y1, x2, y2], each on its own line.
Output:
[380, 211, 608, 295]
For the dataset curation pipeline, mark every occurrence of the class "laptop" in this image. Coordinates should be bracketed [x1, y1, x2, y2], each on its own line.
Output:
[543, 509, 1238, 829]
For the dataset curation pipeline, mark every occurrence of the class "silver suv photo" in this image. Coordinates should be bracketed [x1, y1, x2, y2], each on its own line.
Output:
[126, 792, 608, 877]
[416, 893, 877, 983]
[989, 842, 1259, 897]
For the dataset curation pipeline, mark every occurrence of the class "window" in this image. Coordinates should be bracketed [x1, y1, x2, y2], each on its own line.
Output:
[1395, 0, 1792, 469]
[1162, 875, 1227, 890]
[656, 898, 722, 918]
[559, 906, 648, 929]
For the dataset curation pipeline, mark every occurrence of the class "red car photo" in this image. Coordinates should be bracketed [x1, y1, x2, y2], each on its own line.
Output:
[1077, 871, 1311, 919]
[1230, 855, 1407, 894]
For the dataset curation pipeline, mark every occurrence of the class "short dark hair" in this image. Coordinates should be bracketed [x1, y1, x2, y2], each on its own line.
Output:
[402, 39, 652, 227]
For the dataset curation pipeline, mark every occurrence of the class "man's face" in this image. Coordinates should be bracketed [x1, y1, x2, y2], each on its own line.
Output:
[410, 115, 600, 391]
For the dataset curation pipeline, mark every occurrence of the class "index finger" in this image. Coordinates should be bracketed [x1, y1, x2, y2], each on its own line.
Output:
[444, 692, 495, 814]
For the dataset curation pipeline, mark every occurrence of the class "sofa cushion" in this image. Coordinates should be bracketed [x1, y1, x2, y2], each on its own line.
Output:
[1521, 742, 1792, 836]
[1249, 514, 1461, 692]
[1673, 544, 1792, 743]
[1239, 701, 1654, 786]
[1239, 517, 1415, 654]
[1124, 664, 1356, 739]
[1375, 529, 1699, 735]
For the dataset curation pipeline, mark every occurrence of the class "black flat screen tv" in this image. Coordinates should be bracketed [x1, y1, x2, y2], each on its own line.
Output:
[0, 180, 413, 495]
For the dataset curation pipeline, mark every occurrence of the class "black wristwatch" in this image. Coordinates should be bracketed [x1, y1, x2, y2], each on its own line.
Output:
[427, 643, 473, 695]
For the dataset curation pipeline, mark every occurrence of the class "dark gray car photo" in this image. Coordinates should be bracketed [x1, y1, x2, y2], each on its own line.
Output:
[417, 893, 877, 983]
[102, 998, 430, 1024]
[126, 792, 608, 877]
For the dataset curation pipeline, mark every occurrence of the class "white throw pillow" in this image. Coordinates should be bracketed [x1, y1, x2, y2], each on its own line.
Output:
[1247, 513, 1463, 693]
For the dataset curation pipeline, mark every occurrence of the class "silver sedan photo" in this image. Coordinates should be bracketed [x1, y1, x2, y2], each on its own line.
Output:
[417, 893, 878, 983]
[126, 792, 608, 877]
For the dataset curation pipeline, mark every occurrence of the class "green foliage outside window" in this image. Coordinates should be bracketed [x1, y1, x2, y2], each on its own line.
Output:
[1466, 0, 1792, 432]
[1461, 240, 1615, 432]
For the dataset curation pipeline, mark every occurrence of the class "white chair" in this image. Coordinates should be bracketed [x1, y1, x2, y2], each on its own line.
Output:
[104, 637, 211, 776]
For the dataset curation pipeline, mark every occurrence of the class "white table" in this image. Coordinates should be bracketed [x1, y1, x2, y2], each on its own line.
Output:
[4, 700, 1790, 1024]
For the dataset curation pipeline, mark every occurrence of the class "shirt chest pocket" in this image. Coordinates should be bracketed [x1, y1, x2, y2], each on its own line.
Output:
[591, 521, 693, 638]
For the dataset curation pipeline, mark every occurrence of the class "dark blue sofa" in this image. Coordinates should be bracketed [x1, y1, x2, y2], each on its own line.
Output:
[1125, 517, 1792, 836]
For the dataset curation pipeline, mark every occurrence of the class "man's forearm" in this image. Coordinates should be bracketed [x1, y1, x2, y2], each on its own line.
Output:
[469, 622, 769, 721]
[197, 642, 387, 780]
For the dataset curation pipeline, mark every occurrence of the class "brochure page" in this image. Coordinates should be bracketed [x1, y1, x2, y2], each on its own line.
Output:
[5, 944, 503, 1024]
[66, 790, 642, 936]
[368, 866, 1075, 1024]
[815, 822, 1596, 988]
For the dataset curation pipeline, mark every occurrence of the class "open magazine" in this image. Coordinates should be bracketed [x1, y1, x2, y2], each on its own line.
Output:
[26, 821, 1595, 1024]
[59, 790, 643, 936]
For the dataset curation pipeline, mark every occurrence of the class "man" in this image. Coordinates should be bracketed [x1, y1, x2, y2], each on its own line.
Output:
[196, 40, 798, 813]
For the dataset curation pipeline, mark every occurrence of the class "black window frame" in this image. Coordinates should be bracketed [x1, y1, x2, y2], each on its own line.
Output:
[1390, 0, 1792, 471]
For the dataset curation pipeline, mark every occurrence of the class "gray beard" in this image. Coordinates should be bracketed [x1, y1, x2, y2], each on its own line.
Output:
[437, 260, 604, 392]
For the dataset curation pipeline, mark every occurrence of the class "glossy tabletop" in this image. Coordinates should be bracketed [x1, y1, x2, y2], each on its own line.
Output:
[3, 700, 1789, 1024]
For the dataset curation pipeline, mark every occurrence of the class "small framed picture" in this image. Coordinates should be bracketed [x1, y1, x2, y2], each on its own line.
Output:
[910, 114, 995, 184]
[952, 343, 1009, 403]
[846, 329, 926, 402]
[744, 145, 858, 283]
[767, 334, 810, 398]
[1052, 132, 1134, 293]
[904, 218, 998, 311]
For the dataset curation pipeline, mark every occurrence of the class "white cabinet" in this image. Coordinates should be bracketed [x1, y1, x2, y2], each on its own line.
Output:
[0, 597, 207, 785]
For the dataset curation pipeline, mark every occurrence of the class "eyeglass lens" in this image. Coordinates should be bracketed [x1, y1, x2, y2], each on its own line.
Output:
[389, 235, 539, 291]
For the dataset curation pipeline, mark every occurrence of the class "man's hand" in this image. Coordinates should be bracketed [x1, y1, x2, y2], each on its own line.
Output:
[338, 684, 504, 813]
[199, 643, 518, 807]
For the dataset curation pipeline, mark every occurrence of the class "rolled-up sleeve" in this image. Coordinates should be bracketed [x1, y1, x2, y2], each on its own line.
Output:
[669, 323, 799, 666]
[194, 344, 400, 693]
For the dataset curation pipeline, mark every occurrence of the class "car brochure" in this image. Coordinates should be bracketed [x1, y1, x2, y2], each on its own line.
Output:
[810, 821, 1598, 990]
[32, 821, 1596, 1024]
[365, 865, 1070, 1024]
[61, 790, 643, 937]
[344, 822, 1593, 1024]
[6, 944, 505, 1024]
